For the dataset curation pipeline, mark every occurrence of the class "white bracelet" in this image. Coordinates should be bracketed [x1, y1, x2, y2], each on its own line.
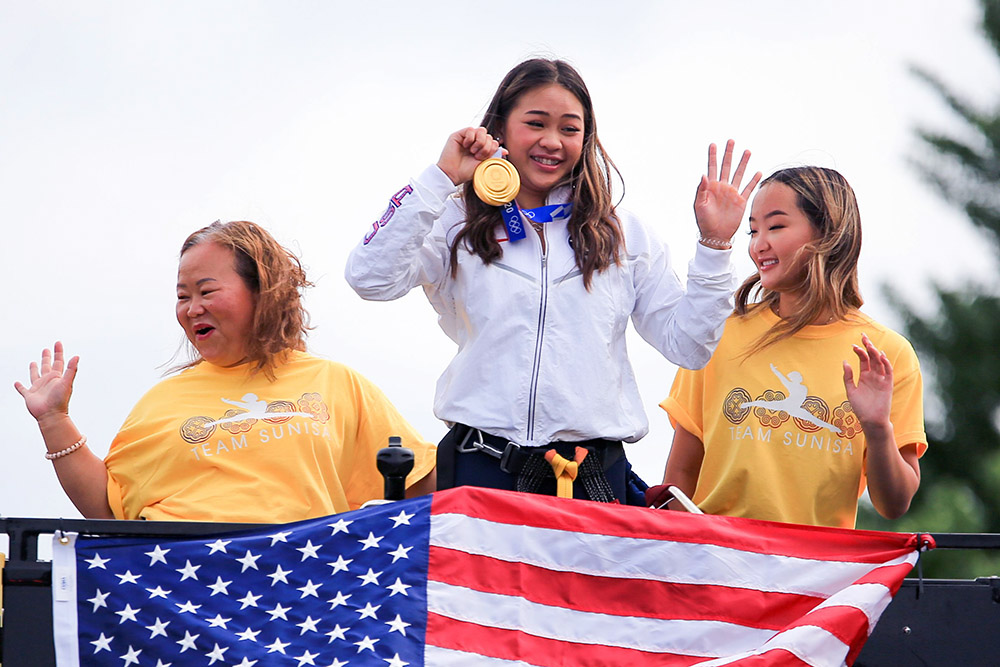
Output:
[45, 435, 87, 461]
[697, 234, 733, 250]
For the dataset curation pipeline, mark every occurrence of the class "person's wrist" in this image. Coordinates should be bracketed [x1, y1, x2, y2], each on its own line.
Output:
[697, 233, 733, 250]
[36, 411, 72, 432]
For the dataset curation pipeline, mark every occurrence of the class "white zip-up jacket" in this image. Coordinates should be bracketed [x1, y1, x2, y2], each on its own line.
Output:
[345, 165, 736, 447]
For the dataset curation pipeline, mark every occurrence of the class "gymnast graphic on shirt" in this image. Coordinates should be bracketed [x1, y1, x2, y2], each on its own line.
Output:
[739, 363, 838, 433]
[210, 392, 313, 427]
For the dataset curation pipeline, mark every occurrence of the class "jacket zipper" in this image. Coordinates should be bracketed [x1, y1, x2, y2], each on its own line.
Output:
[526, 227, 548, 441]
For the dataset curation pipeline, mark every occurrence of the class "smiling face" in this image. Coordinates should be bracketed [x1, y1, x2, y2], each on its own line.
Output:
[176, 242, 256, 367]
[500, 83, 585, 209]
[748, 182, 820, 301]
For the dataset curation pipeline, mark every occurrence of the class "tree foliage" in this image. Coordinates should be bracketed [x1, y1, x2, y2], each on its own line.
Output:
[856, 0, 1000, 578]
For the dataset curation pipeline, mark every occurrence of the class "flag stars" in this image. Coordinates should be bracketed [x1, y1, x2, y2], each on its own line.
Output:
[294, 650, 320, 666]
[146, 585, 171, 599]
[145, 617, 170, 639]
[266, 637, 290, 654]
[297, 579, 322, 598]
[356, 602, 381, 620]
[358, 568, 383, 586]
[387, 577, 411, 597]
[328, 591, 352, 610]
[176, 600, 202, 615]
[355, 635, 379, 653]
[176, 560, 201, 581]
[389, 509, 415, 527]
[206, 614, 232, 629]
[90, 632, 113, 653]
[326, 624, 349, 643]
[120, 645, 142, 666]
[236, 626, 261, 642]
[237, 590, 263, 609]
[115, 603, 141, 624]
[267, 564, 292, 586]
[327, 555, 352, 574]
[235, 659, 259, 667]
[358, 532, 384, 550]
[87, 588, 109, 612]
[154, 661, 174, 667]
[297, 616, 321, 635]
[296, 539, 322, 561]
[205, 538, 231, 554]
[207, 576, 233, 596]
[385, 654, 409, 667]
[266, 602, 292, 621]
[327, 659, 348, 667]
[385, 614, 410, 636]
[115, 570, 141, 585]
[237, 550, 262, 572]
[205, 643, 229, 665]
[269, 530, 292, 546]
[328, 518, 352, 535]
[85, 553, 110, 569]
[144, 544, 170, 565]
[388, 544, 412, 562]
[176, 630, 200, 653]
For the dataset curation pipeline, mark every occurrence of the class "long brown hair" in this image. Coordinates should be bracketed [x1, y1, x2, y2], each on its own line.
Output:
[735, 166, 863, 352]
[449, 58, 623, 289]
[177, 220, 313, 378]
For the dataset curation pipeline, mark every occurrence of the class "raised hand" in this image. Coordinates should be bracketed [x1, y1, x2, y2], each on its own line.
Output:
[437, 127, 503, 186]
[693, 140, 761, 247]
[842, 333, 893, 435]
[15, 341, 79, 425]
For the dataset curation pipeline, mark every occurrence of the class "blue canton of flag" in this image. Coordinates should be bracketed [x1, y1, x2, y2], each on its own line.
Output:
[52, 497, 433, 667]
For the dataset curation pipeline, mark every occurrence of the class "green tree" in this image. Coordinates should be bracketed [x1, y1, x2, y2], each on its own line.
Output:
[857, 0, 1000, 578]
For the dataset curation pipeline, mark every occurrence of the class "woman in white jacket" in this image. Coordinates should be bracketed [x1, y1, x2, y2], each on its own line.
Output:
[346, 58, 759, 504]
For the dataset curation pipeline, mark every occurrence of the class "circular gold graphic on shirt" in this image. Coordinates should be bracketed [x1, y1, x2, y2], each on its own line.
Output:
[180, 415, 216, 444]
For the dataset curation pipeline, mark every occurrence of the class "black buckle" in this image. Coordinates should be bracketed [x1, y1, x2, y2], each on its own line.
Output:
[456, 428, 522, 472]
[499, 441, 521, 474]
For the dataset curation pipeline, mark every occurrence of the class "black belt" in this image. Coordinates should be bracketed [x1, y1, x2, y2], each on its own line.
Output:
[456, 426, 624, 475]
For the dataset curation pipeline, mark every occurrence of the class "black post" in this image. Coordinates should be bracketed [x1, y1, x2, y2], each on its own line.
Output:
[376, 436, 414, 501]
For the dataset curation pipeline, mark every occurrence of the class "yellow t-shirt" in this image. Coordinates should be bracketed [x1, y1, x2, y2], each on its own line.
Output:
[105, 351, 435, 522]
[662, 308, 926, 528]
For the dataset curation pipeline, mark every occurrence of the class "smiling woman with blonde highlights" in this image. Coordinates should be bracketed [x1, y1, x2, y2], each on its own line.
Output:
[16, 220, 436, 522]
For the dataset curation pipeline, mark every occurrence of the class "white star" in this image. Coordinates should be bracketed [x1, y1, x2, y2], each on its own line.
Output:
[327, 555, 353, 574]
[389, 509, 415, 527]
[205, 643, 229, 665]
[237, 590, 262, 609]
[236, 626, 261, 642]
[387, 577, 411, 597]
[115, 570, 141, 585]
[296, 539, 321, 560]
[144, 544, 170, 565]
[207, 576, 232, 596]
[327, 591, 352, 609]
[326, 624, 349, 642]
[355, 635, 379, 653]
[358, 568, 382, 586]
[235, 659, 259, 667]
[328, 518, 352, 535]
[326, 660, 349, 667]
[146, 585, 171, 599]
[388, 544, 412, 562]
[294, 650, 320, 666]
[155, 660, 173, 667]
[236, 550, 261, 572]
[358, 532, 384, 550]
[385, 654, 409, 667]
[90, 632, 113, 653]
[87, 588, 109, 611]
[145, 617, 170, 638]
[176, 630, 200, 652]
[176, 600, 202, 614]
[385, 614, 410, 636]
[120, 645, 141, 666]
[267, 564, 292, 585]
[296, 615, 320, 635]
[205, 538, 231, 554]
[115, 603, 141, 624]
[85, 553, 110, 569]
[206, 614, 232, 629]
[266, 602, 292, 621]
[176, 559, 201, 581]
[297, 579, 322, 598]
[269, 530, 292, 545]
[266, 637, 290, 654]
[356, 602, 381, 620]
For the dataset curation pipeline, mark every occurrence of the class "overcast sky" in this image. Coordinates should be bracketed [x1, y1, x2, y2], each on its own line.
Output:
[2, 1, 997, 524]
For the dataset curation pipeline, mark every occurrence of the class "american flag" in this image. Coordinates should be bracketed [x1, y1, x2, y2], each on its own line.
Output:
[51, 487, 931, 666]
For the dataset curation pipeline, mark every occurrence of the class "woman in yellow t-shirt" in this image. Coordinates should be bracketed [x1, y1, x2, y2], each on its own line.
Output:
[16, 221, 436, 522]
[654, 167, 926, 528]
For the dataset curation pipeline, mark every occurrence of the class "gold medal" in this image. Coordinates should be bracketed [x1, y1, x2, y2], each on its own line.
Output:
[473, 157, 520, 206]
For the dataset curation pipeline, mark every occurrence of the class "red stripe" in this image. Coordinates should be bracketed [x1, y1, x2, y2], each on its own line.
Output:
[430, 487, 923, 564]
[785, 605, 870, 663]
[720, 648, 813, 666]
[428, 546, 822, 630]
[855, 562, 915, 595]
[426, 611, 707, 666]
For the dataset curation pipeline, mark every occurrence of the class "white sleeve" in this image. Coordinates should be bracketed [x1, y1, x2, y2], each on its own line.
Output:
[344, 164, 460, 301]
[628, 217, 736, 370]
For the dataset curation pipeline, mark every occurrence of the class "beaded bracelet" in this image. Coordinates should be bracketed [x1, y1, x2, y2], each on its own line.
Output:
[45, 435, 87, 461]
[697, 234, 733, 250]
